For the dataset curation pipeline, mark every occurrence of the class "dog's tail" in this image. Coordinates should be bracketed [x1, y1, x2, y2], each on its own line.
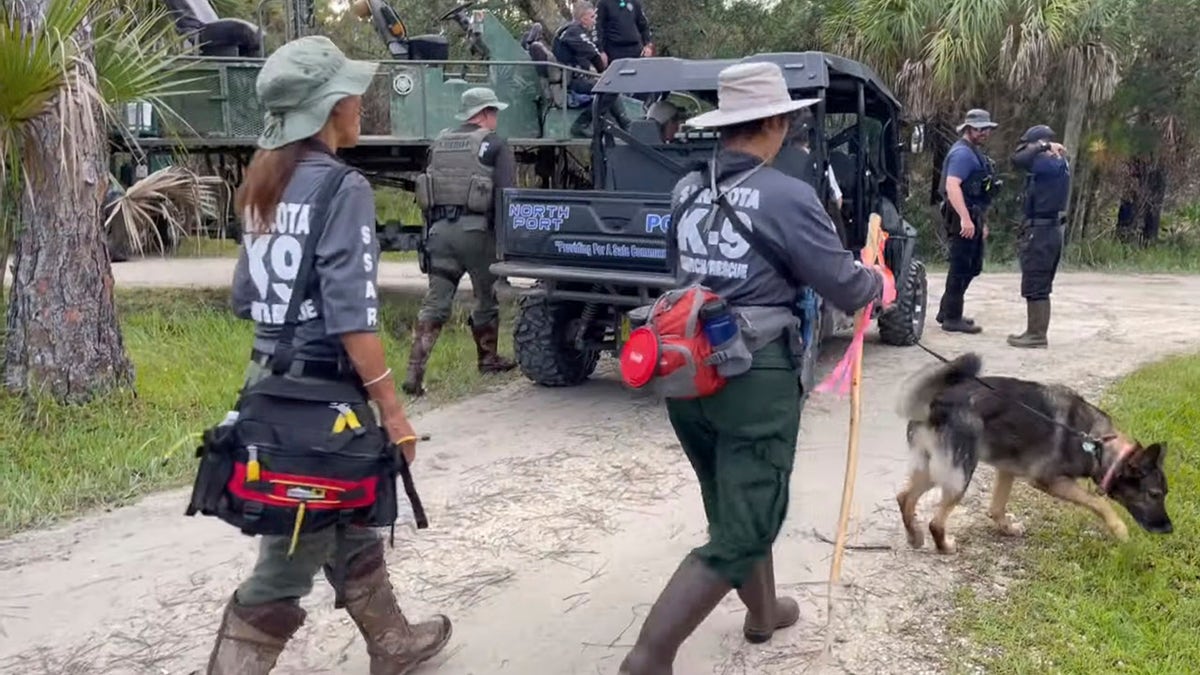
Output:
[897, 352, 983, 422]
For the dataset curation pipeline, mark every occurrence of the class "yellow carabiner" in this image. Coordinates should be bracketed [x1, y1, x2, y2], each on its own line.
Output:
[287, 502, 307, 558]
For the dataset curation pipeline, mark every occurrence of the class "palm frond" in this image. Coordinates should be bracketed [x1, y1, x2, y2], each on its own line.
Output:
[105, 165, 225, 256]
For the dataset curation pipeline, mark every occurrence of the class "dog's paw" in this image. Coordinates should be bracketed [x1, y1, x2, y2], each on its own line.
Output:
[1110, 521, 1130, 542]
[905, 525, 925, 549]
[929, 523, 957, 554]
[993, 513, 1026, 537]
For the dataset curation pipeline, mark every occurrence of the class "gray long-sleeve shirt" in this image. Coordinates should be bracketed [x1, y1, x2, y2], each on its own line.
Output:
[231, 148, 381, 363]
[671, 149, 881, 314]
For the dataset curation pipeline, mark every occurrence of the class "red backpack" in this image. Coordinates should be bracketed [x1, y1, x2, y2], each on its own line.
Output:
[619, 285, 727, 399]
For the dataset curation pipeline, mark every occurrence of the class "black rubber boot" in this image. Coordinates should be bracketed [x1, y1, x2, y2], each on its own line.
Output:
[618, 555, 732, 674]
[736, 551, 800, 644]
[1007, 299, 1050, 348]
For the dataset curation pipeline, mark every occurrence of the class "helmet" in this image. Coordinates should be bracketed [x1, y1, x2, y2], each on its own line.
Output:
[1020, 124, 1055, 144]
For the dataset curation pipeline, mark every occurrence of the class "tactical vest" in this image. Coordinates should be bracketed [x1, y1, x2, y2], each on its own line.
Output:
[415, 125, 495, 226]
[941, 140, 997, 210]
[1025, 155, 1071, 220]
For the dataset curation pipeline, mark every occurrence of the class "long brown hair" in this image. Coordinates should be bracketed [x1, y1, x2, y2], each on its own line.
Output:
[235, 141, 307, 234]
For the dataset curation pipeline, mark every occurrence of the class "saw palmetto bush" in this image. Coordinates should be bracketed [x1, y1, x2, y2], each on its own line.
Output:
[1, 0, 203, 401]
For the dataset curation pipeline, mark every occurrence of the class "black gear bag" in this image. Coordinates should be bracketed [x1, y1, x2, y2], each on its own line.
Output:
[185, 164, 427, 607]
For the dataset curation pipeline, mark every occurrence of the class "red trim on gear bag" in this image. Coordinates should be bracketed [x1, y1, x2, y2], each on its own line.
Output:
[227, 462, 379, 510]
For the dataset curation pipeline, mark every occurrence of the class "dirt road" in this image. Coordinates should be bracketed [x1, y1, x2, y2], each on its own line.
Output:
[1, 269, 1197, 675]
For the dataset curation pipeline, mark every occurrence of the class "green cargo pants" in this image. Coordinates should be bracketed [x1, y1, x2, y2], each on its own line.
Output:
[665, 339, 802, 588]
[233, 359, 382, 606]
[418, 217, 500, 326]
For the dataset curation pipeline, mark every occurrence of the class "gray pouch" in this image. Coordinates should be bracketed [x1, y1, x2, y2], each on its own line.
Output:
[706, 329, 753, 378]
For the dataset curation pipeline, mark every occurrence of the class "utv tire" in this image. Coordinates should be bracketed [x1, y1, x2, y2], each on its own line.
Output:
[878, 259, 927, 346]
[513, 290, 600, 387]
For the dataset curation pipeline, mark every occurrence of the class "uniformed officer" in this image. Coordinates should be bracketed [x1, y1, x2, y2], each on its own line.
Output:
[1008, 124, 1070, 348]
[212, 36, 451, 673]
[618, 62, 891, 674]
[553, 0, 631, 137]
[404, 87, 518, 397]
[937, 108, 1000, 334]
[595, 0, 654, 64]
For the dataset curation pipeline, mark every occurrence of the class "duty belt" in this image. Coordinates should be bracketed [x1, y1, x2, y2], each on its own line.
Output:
[429, 205, 462, 222]
[1028, 215, 1064, 226]
[250, 348, 352, 381]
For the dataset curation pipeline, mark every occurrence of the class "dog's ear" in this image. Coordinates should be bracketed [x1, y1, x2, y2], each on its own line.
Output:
[1139, 442, 1167, 468]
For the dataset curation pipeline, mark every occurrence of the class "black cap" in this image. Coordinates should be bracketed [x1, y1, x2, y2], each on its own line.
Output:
[1020, 124, 1056, 143]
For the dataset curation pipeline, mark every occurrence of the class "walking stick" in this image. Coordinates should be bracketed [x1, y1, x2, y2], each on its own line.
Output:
[814, 214, 888, 661]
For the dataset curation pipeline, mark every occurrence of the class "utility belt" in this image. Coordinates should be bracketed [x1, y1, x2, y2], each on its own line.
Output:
[1026, 214, 1065, 227]
[249, 348, 354, 382]
[428, 205, 464, 223]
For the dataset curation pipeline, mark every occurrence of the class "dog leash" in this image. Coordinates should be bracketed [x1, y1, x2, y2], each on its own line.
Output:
[912, 339, 1104, 452]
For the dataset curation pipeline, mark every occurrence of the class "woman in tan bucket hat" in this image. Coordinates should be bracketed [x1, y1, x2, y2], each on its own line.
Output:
[207, 35, 451, 674]
[618, 61, 891, 674]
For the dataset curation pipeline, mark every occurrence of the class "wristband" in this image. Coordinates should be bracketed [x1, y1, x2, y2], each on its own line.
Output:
[363, 368, 392, 387]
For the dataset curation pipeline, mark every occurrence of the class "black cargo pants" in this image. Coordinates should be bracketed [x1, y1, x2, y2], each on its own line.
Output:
[938, 212, 987, 321]
[1017, 217, 1065, 301]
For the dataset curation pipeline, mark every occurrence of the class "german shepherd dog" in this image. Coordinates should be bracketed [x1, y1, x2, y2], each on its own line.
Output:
[896, 353, 1172, 554]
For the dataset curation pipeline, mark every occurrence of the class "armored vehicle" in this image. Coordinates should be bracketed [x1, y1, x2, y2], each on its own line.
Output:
[490, 52, 929, 391]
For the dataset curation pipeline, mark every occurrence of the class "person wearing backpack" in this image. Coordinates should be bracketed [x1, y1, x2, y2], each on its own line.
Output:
[617, 62, 893, 674]
[204, 36, 451, 674]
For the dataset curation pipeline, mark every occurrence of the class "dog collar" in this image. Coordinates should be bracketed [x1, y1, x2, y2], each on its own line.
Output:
[1099, 441, 1137, 495]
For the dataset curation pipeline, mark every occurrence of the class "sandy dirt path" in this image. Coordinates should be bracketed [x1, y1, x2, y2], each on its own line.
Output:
[1, 269, 1197, 675]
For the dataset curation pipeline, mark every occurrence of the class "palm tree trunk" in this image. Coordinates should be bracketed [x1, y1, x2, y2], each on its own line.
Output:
[1062, 91, 1087, 239]
[4, 0, 135, 402]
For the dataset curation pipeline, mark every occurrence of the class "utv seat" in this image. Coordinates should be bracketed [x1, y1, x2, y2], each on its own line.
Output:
[164, 0, 264, 57]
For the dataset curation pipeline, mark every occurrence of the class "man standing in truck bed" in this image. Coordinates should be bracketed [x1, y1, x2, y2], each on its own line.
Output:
[405, 88, 518, 396]
[595, 0, 654, 65]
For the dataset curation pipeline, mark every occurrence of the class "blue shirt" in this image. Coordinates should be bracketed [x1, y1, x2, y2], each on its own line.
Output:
[942, 139, 993, 209]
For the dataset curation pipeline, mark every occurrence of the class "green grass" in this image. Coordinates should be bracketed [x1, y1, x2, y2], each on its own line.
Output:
[0, 288, 518, 538]
[953, 351, 1200, 674]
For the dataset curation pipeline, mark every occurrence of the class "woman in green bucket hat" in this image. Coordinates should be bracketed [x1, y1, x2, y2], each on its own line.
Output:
[206, 35, 452, 674]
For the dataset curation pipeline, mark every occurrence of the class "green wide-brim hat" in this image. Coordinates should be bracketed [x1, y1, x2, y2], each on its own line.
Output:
[455, 87, 510, 120]
[255, 35, 379, 150]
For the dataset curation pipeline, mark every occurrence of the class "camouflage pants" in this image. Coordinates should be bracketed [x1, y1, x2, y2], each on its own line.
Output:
[665, 340, 802, 588]
[232, 359, 381, 605]
[418, 218, 500, 326]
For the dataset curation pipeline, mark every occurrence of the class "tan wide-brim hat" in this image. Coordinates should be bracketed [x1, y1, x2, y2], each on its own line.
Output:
[685, 62, 819, 129]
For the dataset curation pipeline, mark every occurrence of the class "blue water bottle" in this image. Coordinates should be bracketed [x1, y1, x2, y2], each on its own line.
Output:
[699, 299, 738, 346]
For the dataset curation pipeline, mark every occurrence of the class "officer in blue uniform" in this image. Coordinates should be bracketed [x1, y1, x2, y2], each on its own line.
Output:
[1007, 124, 1071, 348]
[936, 109, 1000, 334]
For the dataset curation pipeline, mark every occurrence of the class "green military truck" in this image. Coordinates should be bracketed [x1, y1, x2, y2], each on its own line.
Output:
[490, 52, 930, 392]
[109, 0, 643, 250]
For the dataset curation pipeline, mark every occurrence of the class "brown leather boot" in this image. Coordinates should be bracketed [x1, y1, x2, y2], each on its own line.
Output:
[333, 544, 452, 675]
[469, 317, 517, 374]
[618, 554, 732, 674]
[737, 551, 800, 643]
[401, 320, 443, 396]
[206, 593, 306, 675]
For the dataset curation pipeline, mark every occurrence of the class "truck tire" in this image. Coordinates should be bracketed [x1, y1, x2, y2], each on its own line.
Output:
[878, 259, 927, 346]
[513, 292, 600, 387]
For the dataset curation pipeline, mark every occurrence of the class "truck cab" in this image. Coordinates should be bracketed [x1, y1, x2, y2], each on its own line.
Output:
[491, 52, 929, 391]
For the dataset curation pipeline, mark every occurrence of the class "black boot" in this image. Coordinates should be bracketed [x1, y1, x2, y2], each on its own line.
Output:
[737, 551, 800, 644]
[1007, 299, 1050, 348]
[618, 555, 732, 674]
[939, 278, 982, 334]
